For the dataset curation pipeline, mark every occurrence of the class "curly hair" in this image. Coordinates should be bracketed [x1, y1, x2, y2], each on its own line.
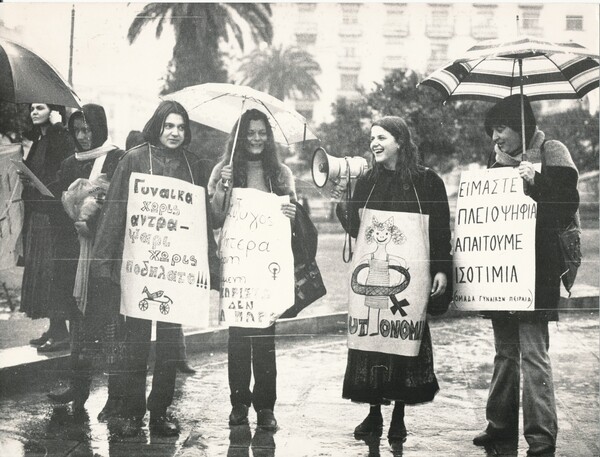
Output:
[364, 216, 406, 245]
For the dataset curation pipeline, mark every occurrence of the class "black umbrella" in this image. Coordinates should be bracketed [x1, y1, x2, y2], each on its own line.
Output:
[0, 37, 81, 108]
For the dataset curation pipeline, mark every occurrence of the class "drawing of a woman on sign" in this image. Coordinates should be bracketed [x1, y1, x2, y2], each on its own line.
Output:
[351, 216, 410, 336]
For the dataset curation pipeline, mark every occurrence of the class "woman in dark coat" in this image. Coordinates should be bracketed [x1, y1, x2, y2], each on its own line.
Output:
[46, 103, 124, 416]
[19, 103, 74, 351]
[90, 101, 219, 436]
[333, 116, 452, 442]
[472, 95, 579, 457]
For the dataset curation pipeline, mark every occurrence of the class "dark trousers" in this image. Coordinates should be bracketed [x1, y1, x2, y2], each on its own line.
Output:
[228, 325, 276, 412]
[121, 317, 181, 416]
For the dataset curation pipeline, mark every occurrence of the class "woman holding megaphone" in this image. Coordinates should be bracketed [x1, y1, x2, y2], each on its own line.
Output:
[331, 116, 452, 443]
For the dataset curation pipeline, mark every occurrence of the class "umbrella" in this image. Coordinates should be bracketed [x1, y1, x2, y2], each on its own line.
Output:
[162, 83, 318, 147]
[419, 35, 599, 157]
[0, 38, 81, 108]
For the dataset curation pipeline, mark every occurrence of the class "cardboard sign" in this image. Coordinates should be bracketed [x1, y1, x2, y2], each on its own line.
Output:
[219, 188, 294, 328]
[10, 159, 54, 197]
[348, 209, 431, 357]
[120, 172, 211, 326]
[1, 145, 24, 269]
[453, 167, 537, 311]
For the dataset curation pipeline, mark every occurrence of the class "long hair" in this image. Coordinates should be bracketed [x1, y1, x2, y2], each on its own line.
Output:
[142, 100, 191, 148]
[222, 108, 284, 193]
[370, 116, 421, 183]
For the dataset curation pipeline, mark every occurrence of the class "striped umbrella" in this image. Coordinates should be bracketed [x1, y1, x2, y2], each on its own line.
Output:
[419, 36, 599, 102]
[419, 35, 599, 156]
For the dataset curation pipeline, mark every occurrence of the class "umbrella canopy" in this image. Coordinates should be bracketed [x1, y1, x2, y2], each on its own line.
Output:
[0, 38, 81, 108]
[419, 36, 599, 103]
[162, 83, 318, 146]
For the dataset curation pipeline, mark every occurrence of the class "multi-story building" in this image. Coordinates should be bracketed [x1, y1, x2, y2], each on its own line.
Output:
[269, 2, 599, 124]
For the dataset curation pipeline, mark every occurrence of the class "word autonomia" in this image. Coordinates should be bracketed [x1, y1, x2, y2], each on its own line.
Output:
[348, 316, 425, 340]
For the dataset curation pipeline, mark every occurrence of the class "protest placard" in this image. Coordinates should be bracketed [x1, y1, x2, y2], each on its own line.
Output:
[453, 167, 537, 311]
[120, 172, 211, 326]
[10, 159, 54, 197]
[348, 209, 431, 357]
[219, 188, 294, 328]
[0, 145, 24, 270]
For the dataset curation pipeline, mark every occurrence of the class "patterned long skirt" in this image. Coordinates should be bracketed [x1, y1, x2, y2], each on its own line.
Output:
[342, 322, 439, 405]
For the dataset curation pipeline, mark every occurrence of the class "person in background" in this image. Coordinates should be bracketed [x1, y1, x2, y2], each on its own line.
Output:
[45, 103, 125, 418]
[473, 94, 579, 457]
[90, 101, 219, 436]
[331, 116, 452, 442]
[18, 103, 74, 352]
[208, 108, 296, 431]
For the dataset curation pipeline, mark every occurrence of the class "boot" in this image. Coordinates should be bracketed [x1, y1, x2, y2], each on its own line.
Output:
[98, 372, 126, 421]
[388, 402, 407, 442]
[354, 405, 383, 437]
[121, 369, 147, 420]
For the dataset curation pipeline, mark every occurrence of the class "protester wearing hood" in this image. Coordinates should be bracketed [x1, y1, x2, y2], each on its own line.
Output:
[473, 95, 579, 457]
[46, 104, 125, 418]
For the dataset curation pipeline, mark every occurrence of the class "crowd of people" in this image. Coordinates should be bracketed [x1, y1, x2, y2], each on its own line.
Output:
[13, 93, 578, 457]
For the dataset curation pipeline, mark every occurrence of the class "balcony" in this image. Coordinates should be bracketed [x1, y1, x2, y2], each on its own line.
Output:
[338, 24, 363, 37]
[426, 21, 454, 38]
[337, 57, 362, 70]
[471, 24, 498, 40]
[522, 26, 543, 37]
[382, 56, 407, 71]
[383, 22, 409, 37]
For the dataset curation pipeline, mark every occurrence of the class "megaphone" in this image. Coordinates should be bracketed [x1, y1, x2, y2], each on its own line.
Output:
[311, 147, 369, 188]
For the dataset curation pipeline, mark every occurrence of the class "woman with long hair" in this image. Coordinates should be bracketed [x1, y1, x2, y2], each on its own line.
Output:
[332, 116, 452, 443]
[19, 103, 75, 352]
[208, 108, 296, 430]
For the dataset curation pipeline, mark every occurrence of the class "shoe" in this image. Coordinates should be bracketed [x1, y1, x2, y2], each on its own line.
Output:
[527, 442, 555, 456]
[150, 413, 180, 436]
[354, 413, 383, 437]
[176, 361, 197, 374]
[47, 387, 76, 404]
[229, 404, 249, 426]
[473, 430, 517, 446]
[37, 338, 70, 353]
[29, 332, 49, 346]
[98, 398, 123, 422]
[257, 409, 278, 431]
[387, 421, 407, 442]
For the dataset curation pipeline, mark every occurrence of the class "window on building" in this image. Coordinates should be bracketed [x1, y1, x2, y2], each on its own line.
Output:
[474, 6, 495, 28]
[341, 4, 360, 25]
[296, 33, 317, 48]
[429, 41, 448, 68]
[430, 5, 450, 28]
[566, 15, 584, 31]
[520, 6, 542, 33]
[298, 3, 316, 14]
[385, 3, 406, 19]
[340, 74, 359, 91]
[342, 46, 356, 58]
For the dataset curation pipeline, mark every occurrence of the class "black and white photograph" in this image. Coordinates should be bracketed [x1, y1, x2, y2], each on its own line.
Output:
[0, 1, 598, 456]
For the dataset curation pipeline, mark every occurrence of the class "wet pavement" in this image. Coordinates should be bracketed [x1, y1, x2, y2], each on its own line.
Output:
[0, 312, 598, 457]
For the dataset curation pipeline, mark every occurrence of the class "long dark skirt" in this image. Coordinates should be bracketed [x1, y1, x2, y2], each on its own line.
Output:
[20, 211, 59, 319]
[342, 322, 439, 405]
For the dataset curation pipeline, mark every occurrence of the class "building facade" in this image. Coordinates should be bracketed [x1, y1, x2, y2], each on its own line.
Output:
[269, 2, 599, 124]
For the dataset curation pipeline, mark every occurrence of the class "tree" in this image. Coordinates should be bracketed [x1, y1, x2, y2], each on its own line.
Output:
[128, 3, 273, 94]
[239, 45, 321, 101]
[316, 98, 370, 159]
